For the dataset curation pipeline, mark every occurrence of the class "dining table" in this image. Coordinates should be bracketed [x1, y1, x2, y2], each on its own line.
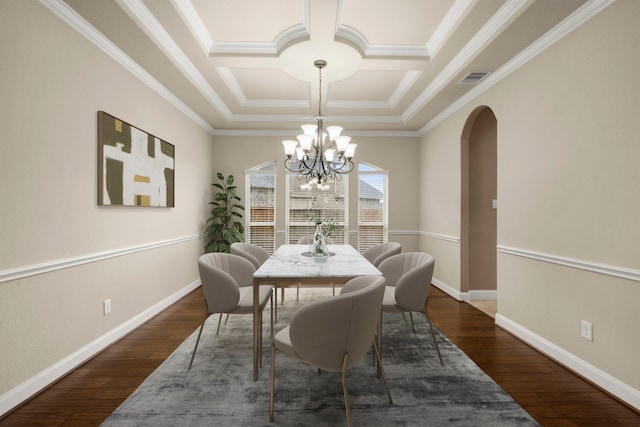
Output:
[252, 244, 381, 380]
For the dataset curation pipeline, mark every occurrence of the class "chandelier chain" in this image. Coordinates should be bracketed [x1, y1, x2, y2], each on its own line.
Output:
[318, 63, 322, 117]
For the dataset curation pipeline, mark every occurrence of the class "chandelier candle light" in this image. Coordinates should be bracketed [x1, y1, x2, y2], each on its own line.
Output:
[283, 60, 356, 186]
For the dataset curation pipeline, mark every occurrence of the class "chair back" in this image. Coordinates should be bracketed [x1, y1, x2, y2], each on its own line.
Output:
[297, 235, 335, 244]
[289, 275, 385, 372]
[363, 242, 402, 267]
[198, 253, 255, 313]
[377, 252, 435, 312]
[230, 242, 270, 269]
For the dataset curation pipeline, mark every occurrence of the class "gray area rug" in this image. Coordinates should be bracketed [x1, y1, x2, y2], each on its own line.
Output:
[103, 289, 539, 426]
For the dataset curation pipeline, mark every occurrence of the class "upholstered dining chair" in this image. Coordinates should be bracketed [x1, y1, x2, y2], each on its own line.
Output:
[283, 235, 338, 302]
[230, 242, 270, 268]
[188, 253, 273, 370]
[296, 235, 335, 245]
[230, 242, 278, 320]
[363, 242, 402, 267]
[376, 252, 443, 366]
[270, 275, 392, 426]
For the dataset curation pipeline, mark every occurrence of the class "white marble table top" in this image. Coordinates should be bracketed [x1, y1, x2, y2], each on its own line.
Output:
[253, 244, 380, 282]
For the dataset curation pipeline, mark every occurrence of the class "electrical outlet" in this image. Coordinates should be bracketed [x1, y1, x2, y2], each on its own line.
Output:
[581, 320, 592, 341]
[103, 299, 112, 315]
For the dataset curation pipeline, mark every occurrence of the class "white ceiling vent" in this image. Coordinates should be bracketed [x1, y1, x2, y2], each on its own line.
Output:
[459, 71, 491, 84]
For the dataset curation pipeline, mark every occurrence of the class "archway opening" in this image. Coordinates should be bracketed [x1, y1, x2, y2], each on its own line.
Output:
[461, 106, 497, 314]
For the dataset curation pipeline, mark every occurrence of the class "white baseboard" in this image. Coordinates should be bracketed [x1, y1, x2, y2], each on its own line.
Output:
[496, 313, 640, 411]
[431, 279, 497, 302]
[431, 278, 469, 302]
[0, 279, 201, 417]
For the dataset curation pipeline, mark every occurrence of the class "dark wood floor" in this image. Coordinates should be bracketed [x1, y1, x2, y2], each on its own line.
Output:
[1, 287, 638, 426]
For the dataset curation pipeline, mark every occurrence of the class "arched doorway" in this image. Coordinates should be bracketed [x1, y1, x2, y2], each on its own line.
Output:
[461, 106, 497, 309]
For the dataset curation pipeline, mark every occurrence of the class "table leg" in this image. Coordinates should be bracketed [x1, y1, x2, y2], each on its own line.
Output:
[253, 280, 259, 381]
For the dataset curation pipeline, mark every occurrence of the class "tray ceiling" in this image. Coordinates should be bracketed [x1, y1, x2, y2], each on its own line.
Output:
[49, 0, 603, 137]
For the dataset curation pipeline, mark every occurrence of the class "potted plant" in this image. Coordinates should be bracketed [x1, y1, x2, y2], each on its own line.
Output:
[203, 172, 245, 253]
[307, 212, 338, 238]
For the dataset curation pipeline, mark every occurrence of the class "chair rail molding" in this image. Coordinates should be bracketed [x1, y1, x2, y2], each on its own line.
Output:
[0, 235, 202, 285]
[497, 245, 640, 283]
[420, 231, 461, 243]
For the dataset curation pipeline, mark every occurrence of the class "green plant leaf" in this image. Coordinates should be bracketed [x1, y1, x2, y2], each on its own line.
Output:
[203, 172, 245, 253]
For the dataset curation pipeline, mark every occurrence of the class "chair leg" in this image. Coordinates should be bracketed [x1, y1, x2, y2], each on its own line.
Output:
[273, 285, 277, 322]
[258, 309, 263, 369]
[270, 342, 276, 422]
[409, 311, 417, 333]
[424, 309, 444, 366]
[372, 339, 393, 404]
[270, 289, 274, 336]
[341, 353, 352, 427]
[376, 312, 382, 378]
[280, 283, 285, 305]
[296, 282, 300, 301]
[188, 314, 211, 370]
[216, 313, 224, 335]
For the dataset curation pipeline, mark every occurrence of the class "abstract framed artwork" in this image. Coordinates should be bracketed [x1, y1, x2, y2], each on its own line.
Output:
[97, 111, 175, 207]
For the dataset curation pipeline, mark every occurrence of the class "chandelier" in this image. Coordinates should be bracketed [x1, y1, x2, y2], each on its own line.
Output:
[282, 59, 356, 186]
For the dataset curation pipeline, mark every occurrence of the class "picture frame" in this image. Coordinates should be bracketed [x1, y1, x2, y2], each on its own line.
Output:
[97, 111, 175, 207]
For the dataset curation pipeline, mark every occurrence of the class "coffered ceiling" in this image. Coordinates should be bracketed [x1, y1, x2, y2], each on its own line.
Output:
[47, 0, 605, 137]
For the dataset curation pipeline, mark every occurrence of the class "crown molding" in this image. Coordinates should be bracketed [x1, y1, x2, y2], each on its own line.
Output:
[211, 128, 420, 138]
[334, 24, 430, 58]
[170, 0, 212, 54]
[173, 0, 310, 56]
[39, 0, 216, 135]
[403, 0, 533, 123]
[209, 23, 310, 55]
[419, 0, 616, 135]
[326, 70, 422, 110]
[119, 0, 232, 120]
[218, 67, 310, 109]
[427, 0, 475, 59]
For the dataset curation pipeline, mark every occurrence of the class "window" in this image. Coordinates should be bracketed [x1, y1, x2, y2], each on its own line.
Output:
[358, 162, 388, 252]
[286, 175, 347, 244]
[245, 161, 276, 253]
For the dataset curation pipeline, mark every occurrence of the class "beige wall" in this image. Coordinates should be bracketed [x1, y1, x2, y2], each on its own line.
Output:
[419, 0, 640, 396]
[418, 113, 464, 293]
[3, 0, 639, 415]
[209, 135, 420, 250]
[0, 0, 214, 403]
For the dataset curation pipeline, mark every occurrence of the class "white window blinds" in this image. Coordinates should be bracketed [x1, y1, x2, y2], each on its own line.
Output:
[358, 162, 388, 252]
[246, 162, 276, 253]
[286, 175, 347, 244]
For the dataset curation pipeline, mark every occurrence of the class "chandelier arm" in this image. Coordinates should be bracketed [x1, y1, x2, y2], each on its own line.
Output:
[340, 159, 355, 173]
[331, 156, 347, 172]
[299, 152, 315, 170]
